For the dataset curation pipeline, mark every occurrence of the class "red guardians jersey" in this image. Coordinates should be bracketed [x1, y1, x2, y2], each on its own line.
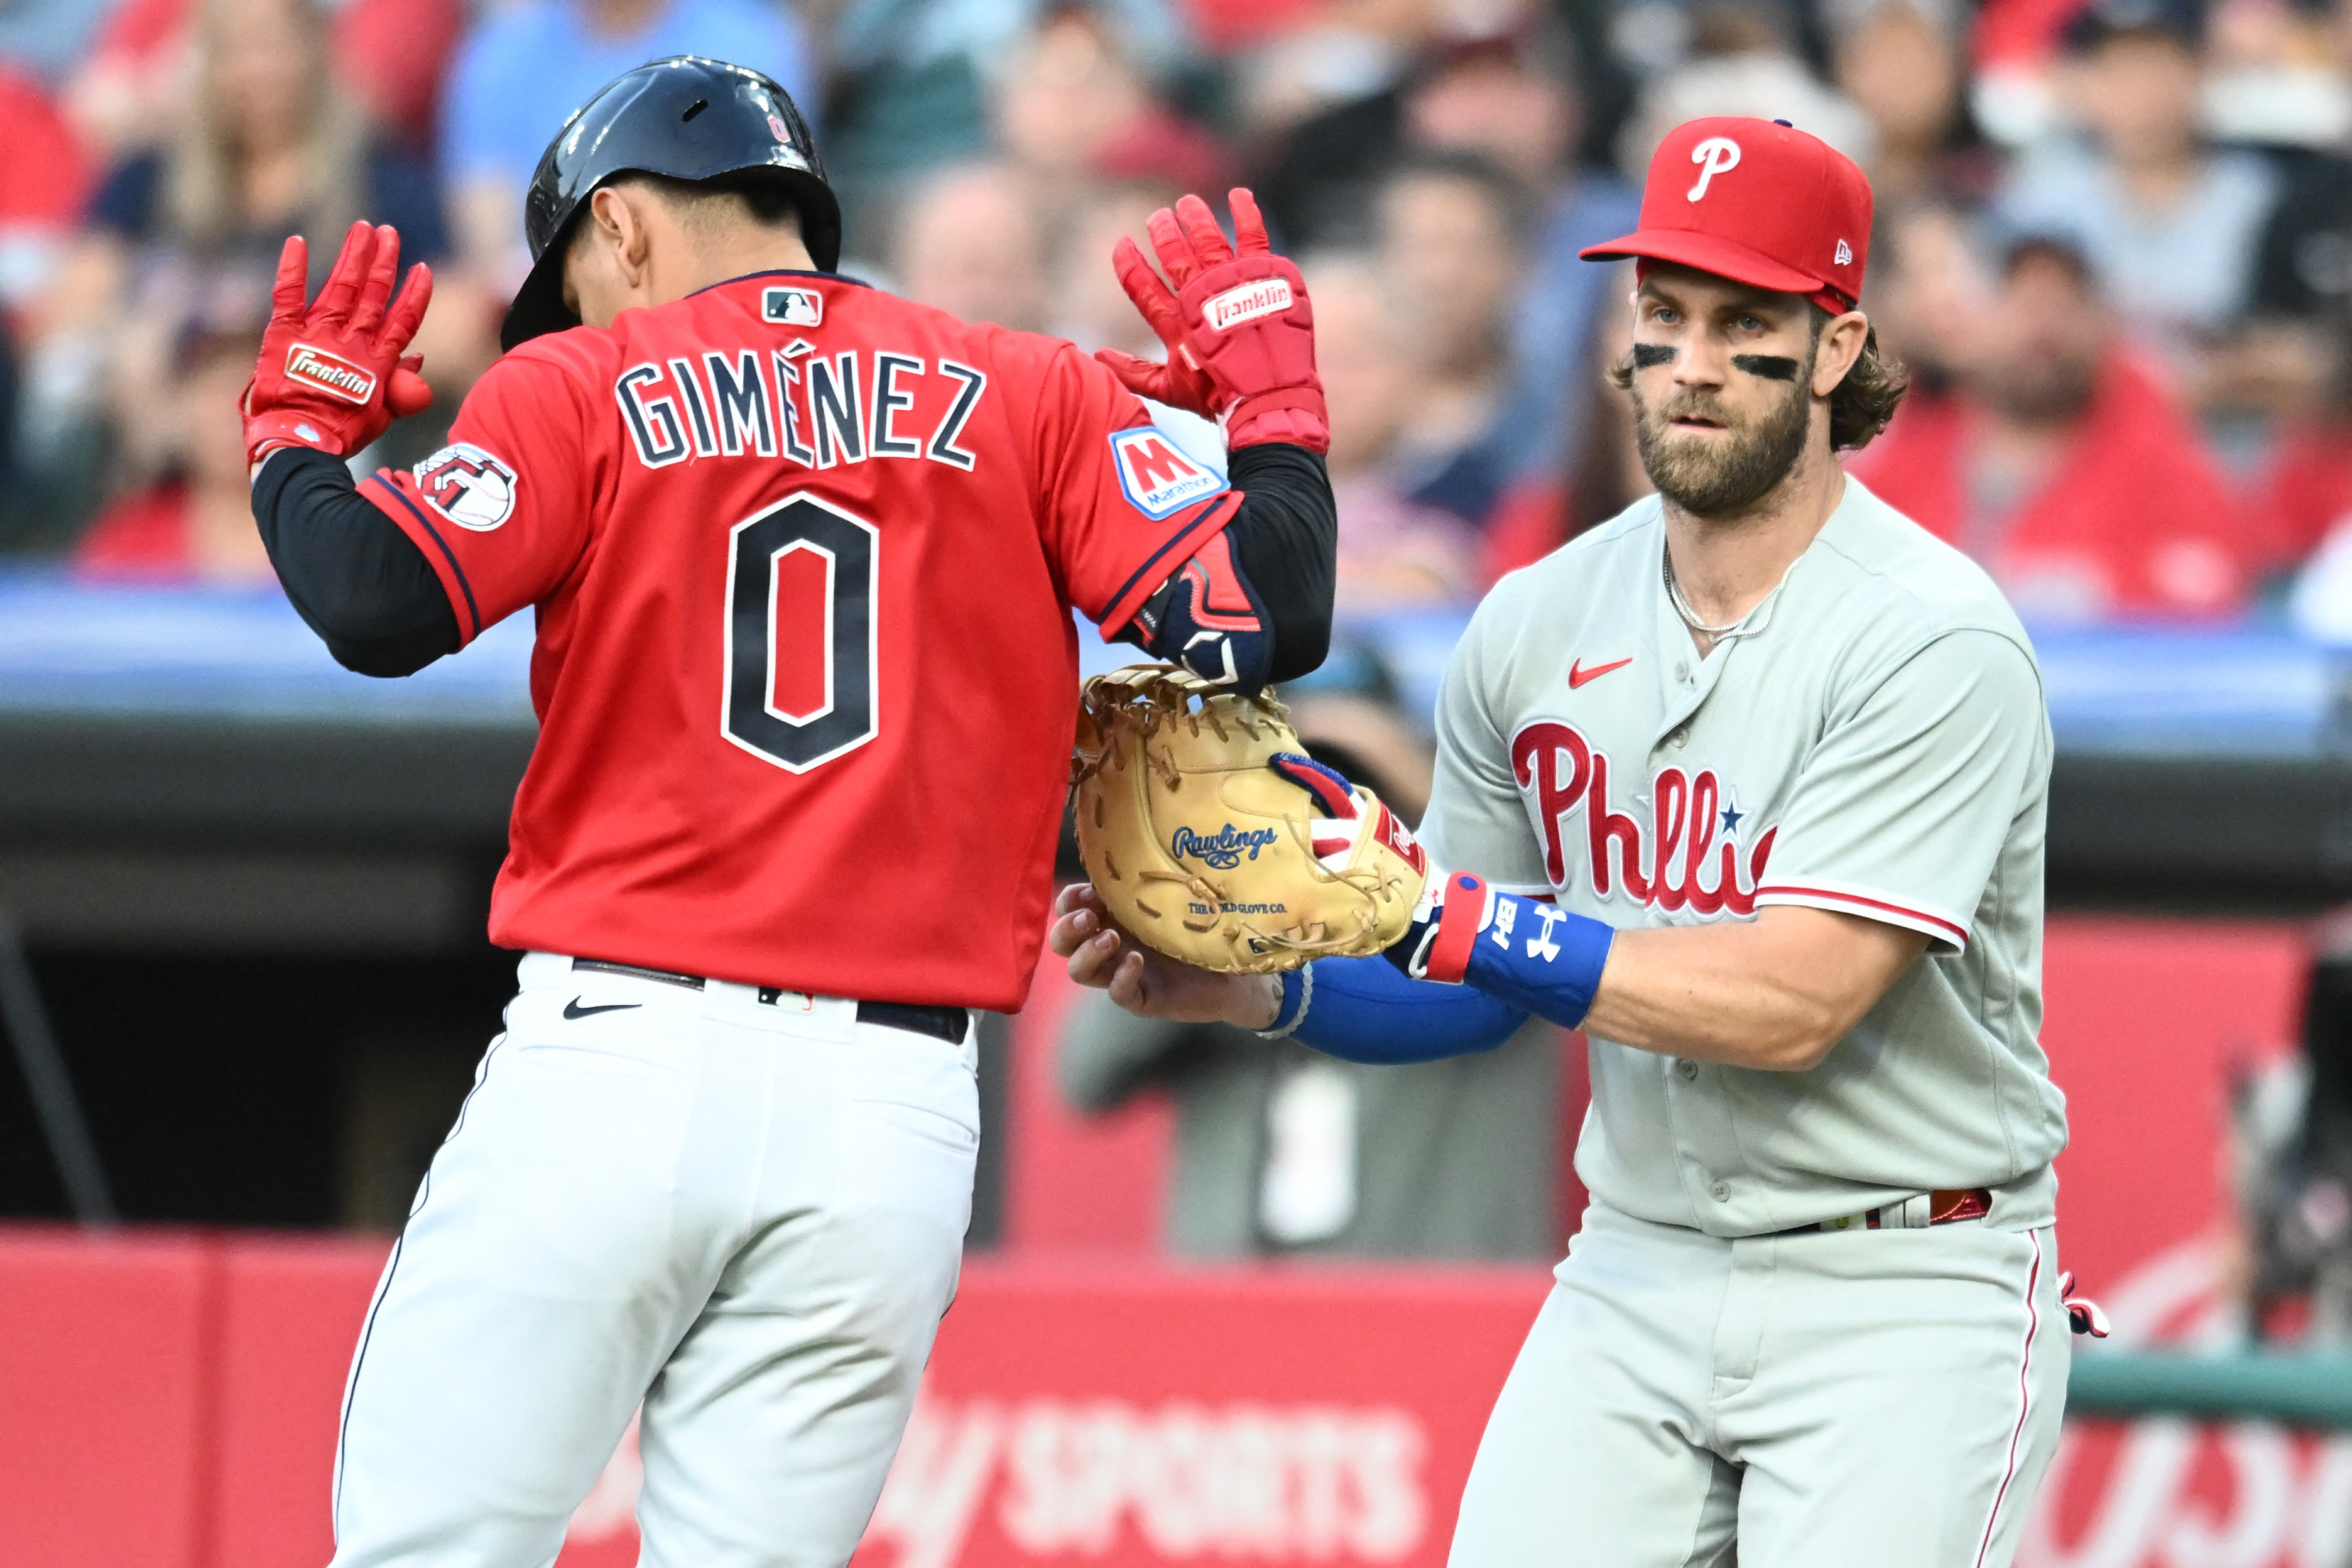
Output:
[366, 271, 1239, 1010]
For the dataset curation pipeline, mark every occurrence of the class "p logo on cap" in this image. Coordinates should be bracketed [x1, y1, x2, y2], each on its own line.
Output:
[1687, 136, 1742, 201]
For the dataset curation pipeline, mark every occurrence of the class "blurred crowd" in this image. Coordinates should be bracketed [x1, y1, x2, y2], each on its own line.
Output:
[18, 0, 2352, 632]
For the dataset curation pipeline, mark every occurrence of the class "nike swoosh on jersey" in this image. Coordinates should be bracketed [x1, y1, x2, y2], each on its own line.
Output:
[563, 998, 642, 1020]
[1568, 657, 1633, 689]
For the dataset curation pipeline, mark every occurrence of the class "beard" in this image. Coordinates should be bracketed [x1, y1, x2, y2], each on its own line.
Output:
[1628, 368, 1814, 519]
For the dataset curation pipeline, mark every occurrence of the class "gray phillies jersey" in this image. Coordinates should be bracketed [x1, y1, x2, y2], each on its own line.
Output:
[1421, 477, 2069, 1237]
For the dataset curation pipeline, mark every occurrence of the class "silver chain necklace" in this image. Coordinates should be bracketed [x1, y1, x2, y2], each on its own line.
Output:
[1662, 544, 1748, 638]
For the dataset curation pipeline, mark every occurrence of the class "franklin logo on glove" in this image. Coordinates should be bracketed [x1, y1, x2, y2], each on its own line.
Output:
[286, 344, 379, 405]
[1205, 278, 1294, 332]
[1172, 823, 1282, 869]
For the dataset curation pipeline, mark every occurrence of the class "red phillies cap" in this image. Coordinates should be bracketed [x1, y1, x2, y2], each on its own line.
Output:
[1581, 116, 1871, 313]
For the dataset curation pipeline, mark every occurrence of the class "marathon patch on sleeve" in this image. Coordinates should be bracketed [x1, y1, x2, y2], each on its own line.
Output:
[763, 286, 822, 327]
[1110, 427, 1225, 520]
[413, 442, 519, 531]
[1204, 277, 1293, 332]
[285, 342, 377, 405]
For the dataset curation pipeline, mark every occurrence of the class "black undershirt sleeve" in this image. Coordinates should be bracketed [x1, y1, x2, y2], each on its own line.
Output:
[251, 448, 460, 678]
[1223, 441, 1336, 684]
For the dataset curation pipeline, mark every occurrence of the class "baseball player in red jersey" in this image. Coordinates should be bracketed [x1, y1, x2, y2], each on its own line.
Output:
[240, 57, 1337, 1567]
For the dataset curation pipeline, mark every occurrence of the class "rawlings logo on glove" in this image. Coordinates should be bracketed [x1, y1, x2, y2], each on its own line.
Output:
[1072, 665, 1425, 974]
[1173, 823, 1282, 868]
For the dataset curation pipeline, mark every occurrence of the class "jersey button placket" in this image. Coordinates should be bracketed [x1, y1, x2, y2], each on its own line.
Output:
[1679, 1059, 1699, 1081]
[1653, 615, 1740, 751]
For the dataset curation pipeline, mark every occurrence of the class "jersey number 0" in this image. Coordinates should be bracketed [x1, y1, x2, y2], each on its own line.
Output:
[722, 494, 879, 773]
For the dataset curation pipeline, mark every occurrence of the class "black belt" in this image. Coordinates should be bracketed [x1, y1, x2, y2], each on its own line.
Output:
[570, 958, 969, 1045]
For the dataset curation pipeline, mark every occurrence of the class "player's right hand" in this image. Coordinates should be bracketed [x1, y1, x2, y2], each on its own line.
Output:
[242, 221, 435, 471]
[1097, 188, 1329, 454]
[1049, 883, 1285, 1030]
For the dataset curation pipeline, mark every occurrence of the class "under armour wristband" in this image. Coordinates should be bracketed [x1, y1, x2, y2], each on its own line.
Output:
[1284, 954, 1527, 1064]
[1447, 888, 1616, 1030]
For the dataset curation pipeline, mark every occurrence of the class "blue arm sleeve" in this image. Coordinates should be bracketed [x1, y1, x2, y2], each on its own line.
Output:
[1280, 956, 1528, 1064]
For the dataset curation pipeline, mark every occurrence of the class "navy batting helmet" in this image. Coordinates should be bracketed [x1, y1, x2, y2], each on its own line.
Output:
[500, 55, 841, 351]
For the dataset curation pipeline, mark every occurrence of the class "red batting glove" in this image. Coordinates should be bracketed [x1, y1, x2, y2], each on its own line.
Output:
[1095, 188, 1329, 454]
[242, 220, 434, 469]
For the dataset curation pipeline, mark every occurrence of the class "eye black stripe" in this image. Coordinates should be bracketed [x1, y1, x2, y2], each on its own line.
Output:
[1731, 354, 1800, 381]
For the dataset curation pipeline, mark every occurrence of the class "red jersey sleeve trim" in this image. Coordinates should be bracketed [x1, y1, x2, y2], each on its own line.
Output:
[1097, 488, 1242, 634]
[1753, 883, 1969, 950]
[364, 471, 484, 643]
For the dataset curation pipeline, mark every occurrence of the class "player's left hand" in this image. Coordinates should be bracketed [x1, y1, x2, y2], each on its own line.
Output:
[1097, 188, 1329, 454]
[243, 220, 435, 471]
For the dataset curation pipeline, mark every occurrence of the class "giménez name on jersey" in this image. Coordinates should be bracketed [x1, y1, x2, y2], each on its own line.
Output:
[614, 341, 988, 475]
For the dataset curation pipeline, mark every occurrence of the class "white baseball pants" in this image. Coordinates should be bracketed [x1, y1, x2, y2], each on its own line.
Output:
[1450, 1200, 2069, 1568]
[327, 952, 979, 1568]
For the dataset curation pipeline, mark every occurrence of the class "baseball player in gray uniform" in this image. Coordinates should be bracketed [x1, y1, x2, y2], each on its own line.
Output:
[1052, 116, 2105, 1567]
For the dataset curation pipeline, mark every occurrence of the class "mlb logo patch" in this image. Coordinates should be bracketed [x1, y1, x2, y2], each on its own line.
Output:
[763, 287, 822, 327]
[413, 442, 519, 531]
[1110, 428, 1224, 520]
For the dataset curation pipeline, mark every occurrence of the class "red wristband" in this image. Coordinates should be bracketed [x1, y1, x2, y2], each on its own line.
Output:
[244, 408, 346, 468]
[1226, 387, 1330, 454]
[1424, 873, 1488, 984]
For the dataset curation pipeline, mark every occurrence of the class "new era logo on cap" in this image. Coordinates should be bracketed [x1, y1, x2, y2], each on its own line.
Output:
[1111, 427, 1225, 519]
[1835, 239, 1853, 265]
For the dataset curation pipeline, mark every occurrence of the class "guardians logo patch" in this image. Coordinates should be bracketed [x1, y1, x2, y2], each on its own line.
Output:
[413, 442, 519, 531]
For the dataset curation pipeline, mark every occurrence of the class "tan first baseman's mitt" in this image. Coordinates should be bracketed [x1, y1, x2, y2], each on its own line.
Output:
[1070, 664, 1429, 974]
